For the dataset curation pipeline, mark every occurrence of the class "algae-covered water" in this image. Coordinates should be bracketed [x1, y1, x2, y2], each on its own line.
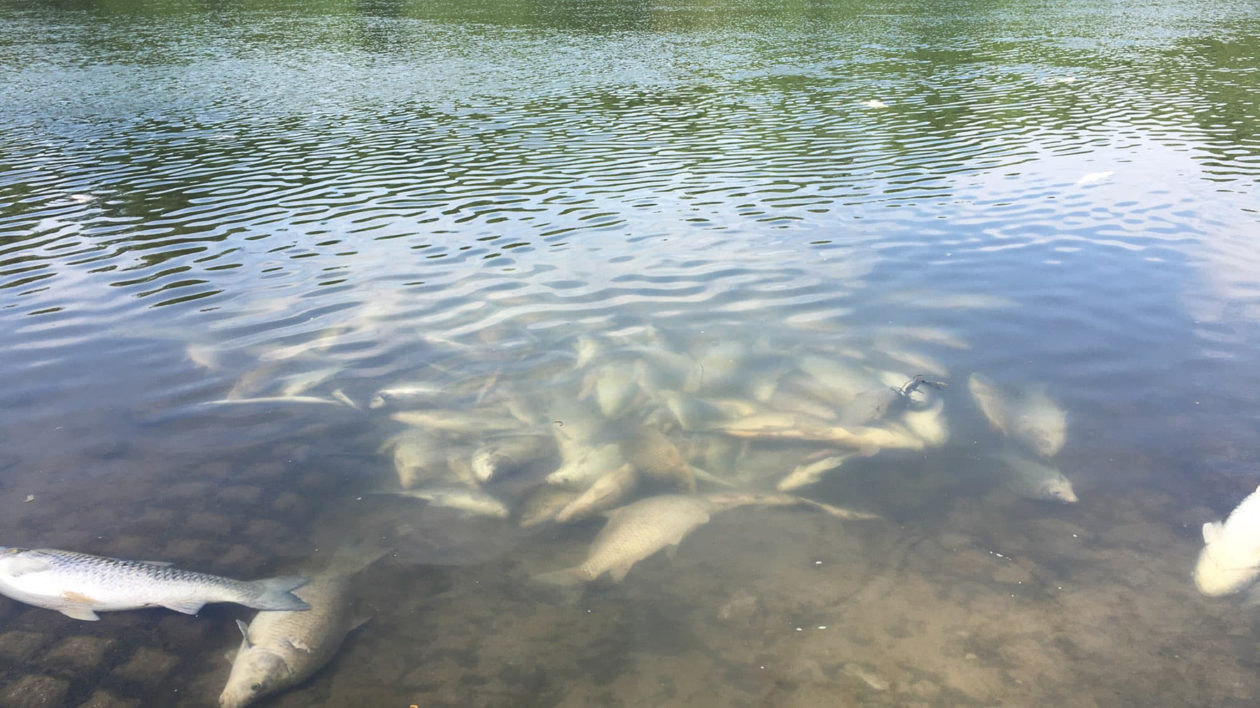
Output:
[2, 0, 1260, 705]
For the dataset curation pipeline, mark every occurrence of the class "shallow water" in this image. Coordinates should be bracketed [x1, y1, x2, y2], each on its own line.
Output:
[2, 0, 1260, 705]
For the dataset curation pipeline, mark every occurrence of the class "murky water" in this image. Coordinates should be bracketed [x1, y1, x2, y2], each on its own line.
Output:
[1, 0, 1259, 705]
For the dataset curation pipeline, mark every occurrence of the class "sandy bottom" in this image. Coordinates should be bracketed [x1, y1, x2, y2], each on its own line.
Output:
[1, 416, 1258, 708]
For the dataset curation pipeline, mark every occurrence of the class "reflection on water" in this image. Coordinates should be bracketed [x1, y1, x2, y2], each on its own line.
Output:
[1, 0, 1259, 705]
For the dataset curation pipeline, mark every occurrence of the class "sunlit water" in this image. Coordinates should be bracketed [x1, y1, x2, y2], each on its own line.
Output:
[1, 0, 1259, 705]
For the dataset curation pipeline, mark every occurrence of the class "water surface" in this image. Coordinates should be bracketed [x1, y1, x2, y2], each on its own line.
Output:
[2, 0, 1259, 705]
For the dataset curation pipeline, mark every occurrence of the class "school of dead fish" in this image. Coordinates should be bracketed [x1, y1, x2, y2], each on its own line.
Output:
[4, 312, 1254, 706]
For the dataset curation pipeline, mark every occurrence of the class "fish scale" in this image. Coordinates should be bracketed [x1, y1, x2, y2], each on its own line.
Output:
[0, 547, 309, 621]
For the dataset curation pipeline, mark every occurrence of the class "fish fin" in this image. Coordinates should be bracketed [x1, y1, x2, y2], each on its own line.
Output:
[1203, 521, 1224, 545]
[689, 465, 734, 488]
[247, 576, 310, 611]
[163, 599, 205, 615]
[59, 606, 100, 621]
[533, 567, 587, 587]
[235, 619, 253, 648]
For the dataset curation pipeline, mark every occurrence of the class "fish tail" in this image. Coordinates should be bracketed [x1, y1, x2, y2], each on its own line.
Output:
[246, 575, 310, 610]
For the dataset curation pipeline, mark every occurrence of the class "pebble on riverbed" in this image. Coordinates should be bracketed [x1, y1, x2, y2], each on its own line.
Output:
[44, 636, 115, 671]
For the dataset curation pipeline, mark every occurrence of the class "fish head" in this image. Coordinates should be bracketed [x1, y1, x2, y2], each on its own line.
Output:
[219, 649, 291, 708]
[1038, 476, 1078, 503]
[1193, 546, 1260, 597]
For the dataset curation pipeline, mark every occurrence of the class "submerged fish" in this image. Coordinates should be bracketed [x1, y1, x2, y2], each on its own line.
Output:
[555, 463, 639, 524]
[968, 374, 1066, 458]
[0, 548, 308, 621]
[390, 410, 523, 435]
[219, 550, 383, 708]
[620, 427, 697, 493]
[471, 435, 556, 483]
[368, 383, 445, 409]
[1194, 485, 1260, 597]
[537, 495, 714, 584]
[546, 443, 626, 488]
[994, 452, 1077, 503]
[518, 485, 582, 528]
[384, 431, 448, 489]
[369, 487, 510, 518]
[777, 454, 855, 492]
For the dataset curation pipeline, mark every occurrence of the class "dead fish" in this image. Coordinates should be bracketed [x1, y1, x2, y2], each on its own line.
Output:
[368, 384, 445, 409]
[777, 454, 856, 492]
[367, 487, 510, 518]
[994, 452, 1077, 503]
[471, 435, 556, 483]
[702, 491, 880, 520]
[202, 396, 346, 407]
[518, 485, 582, 528]
[555, 464, 639, 524]
[1195, 484, 1260, 596]
[620, 427, 697, 493]
[580, 362, 640, 419]
[278, 368, 340, 398]
[219, 550, 383, 708]
[383, 431, 448, 489]
[902, 398, 948, 446]
[968, 374, 1066, 458]
[546, 443, 626, 488]
[536, 495, 714, 584]
[390, 410, 524, 435]
[0, 548, 307, 621]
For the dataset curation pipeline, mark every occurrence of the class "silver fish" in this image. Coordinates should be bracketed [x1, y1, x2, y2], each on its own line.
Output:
[370, 487, 510, 518]
[471, 435, 556, 483]
[368, 384, 445, 410]
[0, 547, 307, 621]
[994, 452, 1077, 503]
[777, 454, 855, 492]
[969, 374, 1066, 458]
[1195, 485, 1260, 597]
[219, 551, 382, 708]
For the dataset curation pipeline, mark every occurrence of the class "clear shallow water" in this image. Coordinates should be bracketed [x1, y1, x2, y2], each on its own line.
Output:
[1, 0, 1259, 705]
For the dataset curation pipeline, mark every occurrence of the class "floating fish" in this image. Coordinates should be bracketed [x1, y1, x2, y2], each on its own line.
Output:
[1194, 485, 1260, 597]
[219, 550, 383, 708]
[0, 547, 307, 621]
[518, 485, 582, 528]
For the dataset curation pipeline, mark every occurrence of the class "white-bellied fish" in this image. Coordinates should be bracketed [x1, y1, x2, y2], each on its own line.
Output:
[368, 487, 510, 518]
[777, 454, 855, 492]
[994, 452, 1077, 503]
[471, 435, 556, 483]
[1194, 485, 1260, 597]
[546, 443, 626, 488]
[219, 549, 384, 708]
[368, 384, 445, 410]
[0, 547, 307, 621]
[969, 374, 1066, 458]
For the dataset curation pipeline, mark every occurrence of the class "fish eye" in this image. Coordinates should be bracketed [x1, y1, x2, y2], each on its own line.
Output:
[250, 683, 261, 692]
